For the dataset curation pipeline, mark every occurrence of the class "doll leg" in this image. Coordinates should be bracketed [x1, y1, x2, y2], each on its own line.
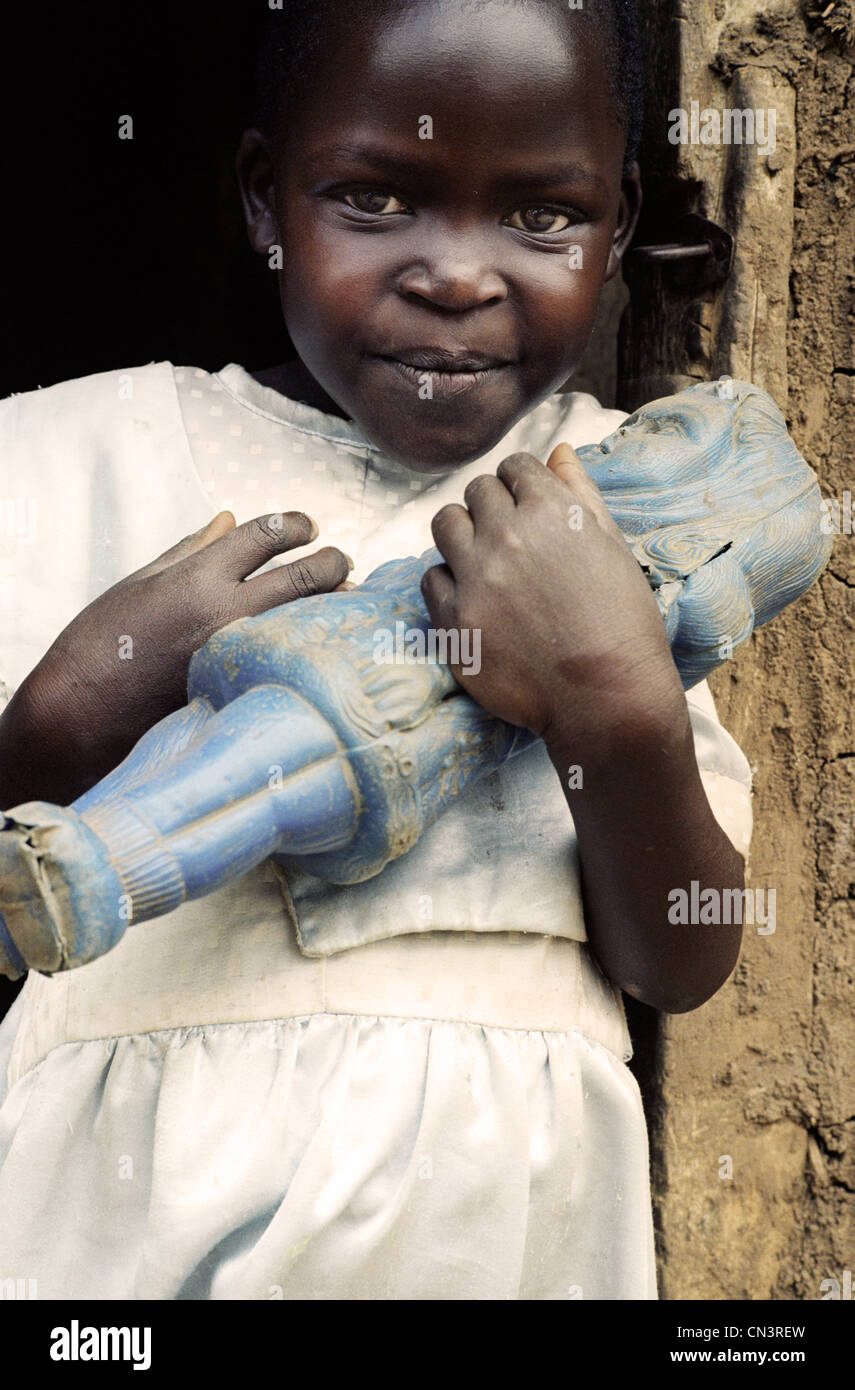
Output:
[0, 685, 357, 976]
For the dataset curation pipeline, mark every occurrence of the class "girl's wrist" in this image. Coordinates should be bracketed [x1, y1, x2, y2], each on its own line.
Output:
[0, 674, 94, 808]
[541, 661, 690, 783]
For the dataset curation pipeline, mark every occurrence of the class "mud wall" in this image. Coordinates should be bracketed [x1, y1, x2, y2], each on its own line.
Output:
[642, 1, 855, 1301]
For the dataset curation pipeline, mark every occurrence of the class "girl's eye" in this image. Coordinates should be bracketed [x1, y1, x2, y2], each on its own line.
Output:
[343, 191, 409, 216]
[507, 206, 573, 234]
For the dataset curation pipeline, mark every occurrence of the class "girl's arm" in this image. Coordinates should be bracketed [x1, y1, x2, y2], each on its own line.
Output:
[0, 513, 351, 807]
[544, 692, 744, 1013]
[422, 447, 746, 1014]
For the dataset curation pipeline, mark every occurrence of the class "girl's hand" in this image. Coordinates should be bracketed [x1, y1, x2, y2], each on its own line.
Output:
[425, 445, 747, 1016]
[421, 444, 684, 749]
[0, 512, 352, 806]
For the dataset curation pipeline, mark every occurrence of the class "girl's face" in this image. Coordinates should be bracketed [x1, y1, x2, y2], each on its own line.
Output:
[238, 0, 641, 472]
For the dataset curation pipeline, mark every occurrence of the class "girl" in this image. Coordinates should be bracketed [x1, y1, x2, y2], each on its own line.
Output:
[0, 0, 753, 1299]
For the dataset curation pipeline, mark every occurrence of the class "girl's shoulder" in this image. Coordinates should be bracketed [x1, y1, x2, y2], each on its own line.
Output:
[553, 389, 630, 445]
[506, 388, 629, 462]
[1, 355, 177, 405]
[1, 360, 179, 415]
[0, 360, 213, 573]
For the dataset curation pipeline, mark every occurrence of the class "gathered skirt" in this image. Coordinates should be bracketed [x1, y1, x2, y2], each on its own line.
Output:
[0, 865, 657, 1301]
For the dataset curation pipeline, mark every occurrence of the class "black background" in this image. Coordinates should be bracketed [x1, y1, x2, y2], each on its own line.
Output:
[1, 0, 285, 400]
[1, 1, 286, 1019]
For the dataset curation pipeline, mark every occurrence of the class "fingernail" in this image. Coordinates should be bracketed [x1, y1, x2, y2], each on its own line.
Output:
[195, 510, 232, 537]
[548, 443, 578, 468]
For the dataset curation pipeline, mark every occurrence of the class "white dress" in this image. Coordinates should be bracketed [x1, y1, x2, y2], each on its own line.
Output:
[0, 364, 753, 1300]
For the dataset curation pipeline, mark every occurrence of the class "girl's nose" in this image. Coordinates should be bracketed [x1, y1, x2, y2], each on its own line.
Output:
[396, 255, 509, 311]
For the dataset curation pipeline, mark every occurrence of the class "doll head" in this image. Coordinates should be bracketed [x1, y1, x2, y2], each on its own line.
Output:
[237, 0, 644, 471]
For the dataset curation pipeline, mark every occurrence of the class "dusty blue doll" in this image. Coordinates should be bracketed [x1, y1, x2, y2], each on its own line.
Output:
[0, 379, 832, 977]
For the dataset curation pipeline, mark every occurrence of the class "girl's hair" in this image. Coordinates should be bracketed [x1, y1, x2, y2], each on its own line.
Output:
[252, 0, 644, 177]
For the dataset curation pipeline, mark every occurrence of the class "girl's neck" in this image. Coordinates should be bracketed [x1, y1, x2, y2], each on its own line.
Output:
[249, 360, 351, 421]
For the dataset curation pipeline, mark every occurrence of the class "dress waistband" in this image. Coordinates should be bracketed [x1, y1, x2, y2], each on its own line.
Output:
[6, 863, 632, 1085]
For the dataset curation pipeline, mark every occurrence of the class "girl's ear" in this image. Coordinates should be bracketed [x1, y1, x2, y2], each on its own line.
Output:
[604, 161, 642, 282]
[235, 128, 281, 256]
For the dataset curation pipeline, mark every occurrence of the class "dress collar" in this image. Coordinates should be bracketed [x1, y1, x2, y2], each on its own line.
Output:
[213, 361, 608, 485]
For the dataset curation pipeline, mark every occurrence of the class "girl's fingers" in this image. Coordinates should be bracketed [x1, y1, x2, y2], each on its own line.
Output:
[462, 473, 515, 529]
[182, 510, 237, 554]
[546, 443, 626, 542]
[421, 561, 457, 619]
[238, 545, 353, 612]
[201, 511, 321, 582]
[130, 511, 237, 578]
[546, 442, 588, 486]
[431, 502, 474, 565]
[495, 452, 552, 502]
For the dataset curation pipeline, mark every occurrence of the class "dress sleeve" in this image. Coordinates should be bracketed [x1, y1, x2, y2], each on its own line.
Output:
[685, 680, 753, 867]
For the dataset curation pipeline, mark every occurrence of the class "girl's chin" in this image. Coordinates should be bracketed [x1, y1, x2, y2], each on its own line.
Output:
[360, 411, 523, 474]
[373, 436, 508, 474]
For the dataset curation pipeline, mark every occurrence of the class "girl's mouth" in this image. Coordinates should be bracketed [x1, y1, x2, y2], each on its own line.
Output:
[372, 354, 513, 397]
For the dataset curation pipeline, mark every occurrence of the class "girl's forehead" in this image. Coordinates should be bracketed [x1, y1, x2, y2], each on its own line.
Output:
[371, 0, 589, 66]
[284, 1, 615, 148]
[305, 0, 607, 98]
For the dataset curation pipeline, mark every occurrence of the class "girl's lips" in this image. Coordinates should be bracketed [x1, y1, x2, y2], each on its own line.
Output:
[373, 355, 513, 397]
[381, 347, 512, 371]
